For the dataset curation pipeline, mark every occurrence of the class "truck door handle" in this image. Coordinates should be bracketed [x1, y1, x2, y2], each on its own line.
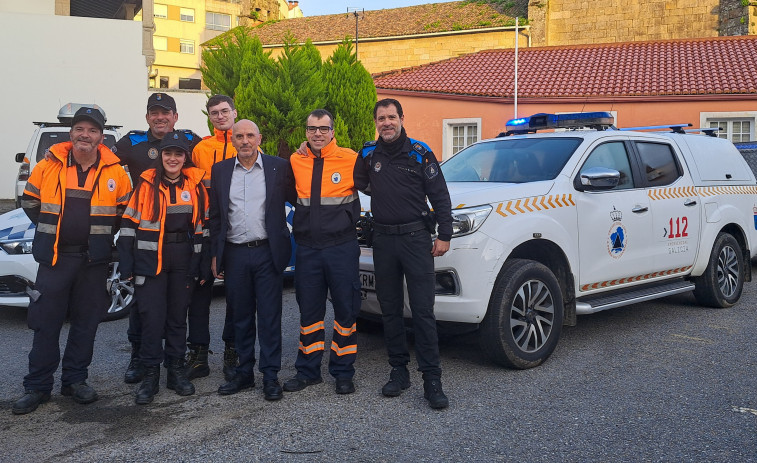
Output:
[632, 205, 648, 213]
[684, 199, 697, 207]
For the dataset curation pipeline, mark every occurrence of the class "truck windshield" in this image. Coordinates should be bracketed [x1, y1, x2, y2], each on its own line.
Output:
[442, 137, 583, 183]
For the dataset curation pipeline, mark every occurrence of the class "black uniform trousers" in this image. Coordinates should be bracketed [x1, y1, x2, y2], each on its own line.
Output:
[223, 242, 283, 382]
[24, 253, 108, 392]
[373, 229, 442, 379]
[135, 241, 193, 367]
[187, 273, 235, 346]
[294, 240, 361, 380]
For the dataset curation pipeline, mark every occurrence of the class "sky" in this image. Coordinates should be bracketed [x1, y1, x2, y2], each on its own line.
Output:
[299, 0, 461, 17]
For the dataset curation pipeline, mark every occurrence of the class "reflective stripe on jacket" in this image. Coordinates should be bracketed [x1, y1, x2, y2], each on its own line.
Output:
[117, 167, 208, 277]
[290, 138, 360, 249]
[192, 128, 236, 189]
[21, 142, 132, 266]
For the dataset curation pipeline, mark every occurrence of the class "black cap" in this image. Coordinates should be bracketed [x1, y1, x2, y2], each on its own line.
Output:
[71, 106, 105, 131]
[159, 131, 190, 153]
[147, 92, 177, 112]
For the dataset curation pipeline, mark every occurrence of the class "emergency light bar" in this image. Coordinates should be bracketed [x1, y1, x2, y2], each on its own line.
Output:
[505, 112, 615, 135]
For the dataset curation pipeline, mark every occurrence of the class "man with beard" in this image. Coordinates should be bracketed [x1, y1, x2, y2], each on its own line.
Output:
[13, 107, 131, 414]
[356, 99, 453, 409]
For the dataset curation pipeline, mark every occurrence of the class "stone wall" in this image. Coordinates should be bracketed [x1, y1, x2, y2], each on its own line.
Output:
[719, 0, 751, 36]
[528, 0, 722, 47]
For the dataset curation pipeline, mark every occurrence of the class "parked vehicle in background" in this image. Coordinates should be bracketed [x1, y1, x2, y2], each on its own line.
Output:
[14, 103, 121, 207]
[359, 112, 757, 369]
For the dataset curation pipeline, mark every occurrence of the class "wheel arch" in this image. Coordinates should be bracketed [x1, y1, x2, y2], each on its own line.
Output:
[505, 238, 577, 326]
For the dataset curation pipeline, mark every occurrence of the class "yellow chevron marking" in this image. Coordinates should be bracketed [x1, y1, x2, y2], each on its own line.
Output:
[580, 265, 692, 292]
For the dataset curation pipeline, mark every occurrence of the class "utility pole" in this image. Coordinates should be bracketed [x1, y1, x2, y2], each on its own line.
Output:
[347, 8, 364, 59]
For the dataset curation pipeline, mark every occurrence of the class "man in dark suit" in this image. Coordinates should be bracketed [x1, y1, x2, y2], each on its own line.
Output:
[208, 119, 295, 401]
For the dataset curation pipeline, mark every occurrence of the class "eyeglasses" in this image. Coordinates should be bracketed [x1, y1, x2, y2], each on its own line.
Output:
[209, 108, 232, 118]
[306, 126, 333, 134]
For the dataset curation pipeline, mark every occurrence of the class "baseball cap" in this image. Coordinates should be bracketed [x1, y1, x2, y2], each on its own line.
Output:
[71, 107, 105, 131]
[147, 92, 177, 112]
[159, 131, 190, 153]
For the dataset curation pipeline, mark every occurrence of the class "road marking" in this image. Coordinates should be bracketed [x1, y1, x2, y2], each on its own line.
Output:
[732, 406, 757, 417]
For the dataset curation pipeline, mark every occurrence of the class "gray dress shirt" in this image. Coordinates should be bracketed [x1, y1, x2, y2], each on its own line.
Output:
[226, 154, 267, 243]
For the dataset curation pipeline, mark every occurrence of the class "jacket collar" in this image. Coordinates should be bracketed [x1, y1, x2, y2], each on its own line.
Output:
[306, 137, 341, 159]
[213, 128, 232, 142]
[49, 141, 121, 167]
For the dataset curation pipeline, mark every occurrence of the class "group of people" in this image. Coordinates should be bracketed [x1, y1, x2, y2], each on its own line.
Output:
[12, 93, 453, 415]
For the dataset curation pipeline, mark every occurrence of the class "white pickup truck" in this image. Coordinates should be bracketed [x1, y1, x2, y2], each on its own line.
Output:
[358, 112, 757, 369]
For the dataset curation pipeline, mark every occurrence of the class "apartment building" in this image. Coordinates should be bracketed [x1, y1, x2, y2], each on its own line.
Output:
[137, 0, 303, 89]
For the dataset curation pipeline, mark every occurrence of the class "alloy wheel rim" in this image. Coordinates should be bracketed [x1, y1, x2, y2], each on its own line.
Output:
[716, 245, 739, 298]
[509, 279, 555, 353]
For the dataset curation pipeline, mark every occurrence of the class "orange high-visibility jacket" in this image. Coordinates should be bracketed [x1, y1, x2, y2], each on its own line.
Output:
[21, 142, 131, 266]
[192, 128, 236, 189]
[117, 167, 208, 277]
[290, 138, 361, 249]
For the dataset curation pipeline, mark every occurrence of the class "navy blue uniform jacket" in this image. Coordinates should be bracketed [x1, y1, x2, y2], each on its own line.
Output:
[208, 154, 295, 274]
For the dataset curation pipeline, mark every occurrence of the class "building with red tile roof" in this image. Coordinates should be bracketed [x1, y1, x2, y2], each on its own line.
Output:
[373, 36, 757, 160]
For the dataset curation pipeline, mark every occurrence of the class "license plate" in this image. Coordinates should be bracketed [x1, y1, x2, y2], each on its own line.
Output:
[359, 271, 375, 290]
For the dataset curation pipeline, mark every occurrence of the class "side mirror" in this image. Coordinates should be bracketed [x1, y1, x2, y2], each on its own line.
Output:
[577, 166, 620, 191]
[15, 153, 25, 163]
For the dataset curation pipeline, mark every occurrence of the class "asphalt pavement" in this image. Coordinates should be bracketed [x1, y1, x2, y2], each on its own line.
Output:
[0, 278, 756, 462]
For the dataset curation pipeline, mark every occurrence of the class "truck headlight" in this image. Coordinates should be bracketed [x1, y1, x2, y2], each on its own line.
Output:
[1, 240, 33, 255]
[451, 205, 492, 237]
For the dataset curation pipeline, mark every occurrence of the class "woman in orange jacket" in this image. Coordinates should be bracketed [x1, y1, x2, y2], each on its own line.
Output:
[117, 131, 209, 405]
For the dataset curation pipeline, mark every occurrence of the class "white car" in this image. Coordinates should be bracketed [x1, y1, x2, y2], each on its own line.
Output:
[0, 208, 134, 320]
[359, 112, 757, 369]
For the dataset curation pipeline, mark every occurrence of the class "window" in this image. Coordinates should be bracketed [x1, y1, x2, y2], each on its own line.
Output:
[635, 142, 680, 187]
[153, 36, 167, 51]
[580, 142, 634, 190]
[180, 7, 194, 22]
[708, 120, 752, 142]
[701, 112, 756, 143]
[442, 118, 481, 160]
[206, 12, 232, 31]
[159, 77, 169, 89]
[153, 4, 167, 18]
[180, 39, 195, 54]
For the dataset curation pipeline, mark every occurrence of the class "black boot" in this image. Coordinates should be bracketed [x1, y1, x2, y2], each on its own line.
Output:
[381, 366, 411, 397]
[135, 365, 160, 405]
[185, 343, 210, 380]
[223, 343, 239, 382]
[166, 357, 195, 396]
[124, 342, 145, 384]
[423, 378, 449, 410]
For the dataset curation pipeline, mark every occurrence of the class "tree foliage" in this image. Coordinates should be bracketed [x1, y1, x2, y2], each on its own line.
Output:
[202, 31, 377, 157]
[322, 40, 377, 152]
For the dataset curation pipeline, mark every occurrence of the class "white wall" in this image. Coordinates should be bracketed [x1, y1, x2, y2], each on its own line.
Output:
[0, 12, 213, 199]
[0, 0, 54, 14]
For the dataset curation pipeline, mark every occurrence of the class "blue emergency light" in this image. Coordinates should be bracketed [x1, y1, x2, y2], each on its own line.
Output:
[505, 112, 615, 135]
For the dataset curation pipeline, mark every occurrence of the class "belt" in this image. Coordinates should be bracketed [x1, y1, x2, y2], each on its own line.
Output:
[58, 244, 88, 253]
[163, 232, 189, 243]
[228, 238, 269, 248]
[373, 221, 425, 235]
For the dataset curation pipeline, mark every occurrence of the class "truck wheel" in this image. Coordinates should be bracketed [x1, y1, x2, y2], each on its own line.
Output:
[693, 233, 744, 308]
[103, 261, 135, 321]
[479, 259, 563, 369]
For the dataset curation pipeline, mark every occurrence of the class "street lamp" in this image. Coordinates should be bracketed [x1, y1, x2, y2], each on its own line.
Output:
[347, 7, 364, 59]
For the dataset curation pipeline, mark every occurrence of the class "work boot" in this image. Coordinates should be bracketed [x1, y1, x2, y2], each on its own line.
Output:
[124, 342, 144, 384]
[423, 378, 449, 410]
[135, 365, 160, 405]
[223, 343, 239, 382]
[61, 381, 98, 404]
[185, 343, 210, 380]
[12, 390, 51, 415]
[381, 366, 411, 397]
[166, 357, 195, 396]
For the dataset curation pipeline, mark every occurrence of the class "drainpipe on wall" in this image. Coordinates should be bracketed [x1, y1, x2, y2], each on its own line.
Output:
[142, 0, 156, 83]
[514, 17, 518, 119]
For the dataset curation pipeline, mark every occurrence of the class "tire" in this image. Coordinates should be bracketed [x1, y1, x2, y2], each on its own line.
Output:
[479, 259, 564, 369]
[693, 233, 744, 308]
[103, 261, 135, 322]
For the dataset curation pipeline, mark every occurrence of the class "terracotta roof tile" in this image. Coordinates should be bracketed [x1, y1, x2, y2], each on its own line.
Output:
[243, 1, 516, 45]
[373, 36, 757, 98]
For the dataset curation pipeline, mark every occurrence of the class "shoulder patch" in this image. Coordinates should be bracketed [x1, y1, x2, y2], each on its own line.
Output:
[363, 140, 377, 147]
[409, 138, 432, 164]
[128, 131, 149, 145]
[360, 144, 377, 159]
